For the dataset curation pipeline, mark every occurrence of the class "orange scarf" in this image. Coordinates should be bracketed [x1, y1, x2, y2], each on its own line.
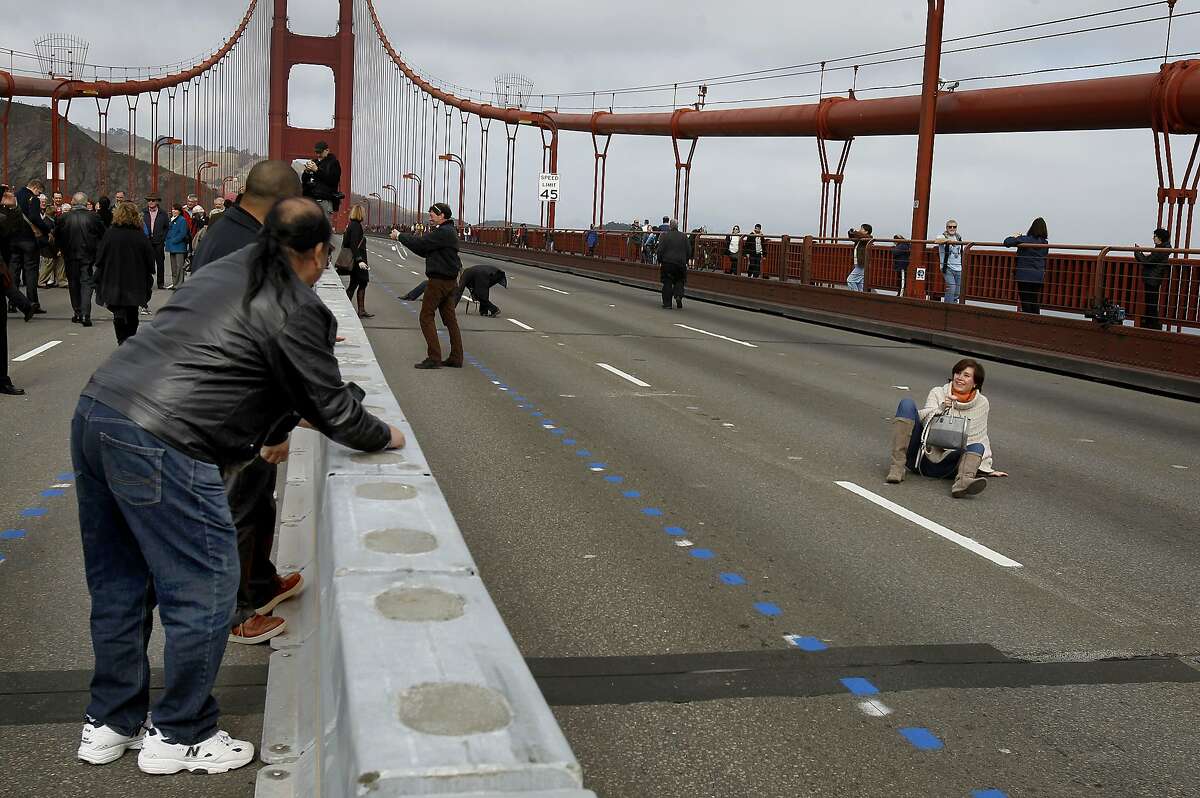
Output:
[951, 386, 977, 403]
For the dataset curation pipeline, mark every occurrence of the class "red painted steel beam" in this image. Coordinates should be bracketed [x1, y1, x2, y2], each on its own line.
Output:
[364, 0, 1200, 138]
[1, 1, 258, 100]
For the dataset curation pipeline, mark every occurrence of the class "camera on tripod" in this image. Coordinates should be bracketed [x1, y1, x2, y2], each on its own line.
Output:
[1085, 297, 1127, 328]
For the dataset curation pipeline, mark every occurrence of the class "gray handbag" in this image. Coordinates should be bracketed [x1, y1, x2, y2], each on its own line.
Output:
[924, 411, 968, 451]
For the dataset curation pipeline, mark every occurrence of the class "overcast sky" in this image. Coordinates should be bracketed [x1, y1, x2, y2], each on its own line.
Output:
[6, 0, 1198, 243]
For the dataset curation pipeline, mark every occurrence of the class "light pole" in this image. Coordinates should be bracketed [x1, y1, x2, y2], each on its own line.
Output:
[368, 191, 382, 231]
[195, 160, 219, 200]
[438, 153, 465, 233]
[907, 0, 947, 299]
[152, 136, 182, 199]
[402, 173, 422, 227]
[518, 111, 559, 230]
[381, 184, 399, 230]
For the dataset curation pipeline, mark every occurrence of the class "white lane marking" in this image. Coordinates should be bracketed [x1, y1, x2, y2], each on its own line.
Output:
[538, 284, 569, 295]
[674, 323, 758, 348]
[858, 699, 893, 717]
[508, 318, 534, 331]
[13, 340, 62, 362]
[835, 481, 1023, 568]
[410, 270, 420, 276]
[595, 362, 651, 388]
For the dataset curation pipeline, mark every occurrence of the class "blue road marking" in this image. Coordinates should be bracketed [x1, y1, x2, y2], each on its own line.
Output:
[56, 472, 74, 481]
[972, 791, 1008, 798]
[754, 602, 783, 617]
[562, 439, 576, 445]
[690, 548, 715, 560]
[786, 635, 828, 651]
[898, 728, 943, 751]
[604, 475, 624, 483]
[41, 489, 66, 497]
[531, 412, 544, 417]
[551, 429, 565, 436]
[664, 525, 686, 536]
[576, 450, 592, 457]
[641, 507, 663, 517]
[1, 530, 27, 540]
[0, 554, 5, 565]
[622, 490, 641, 498]
[718, 572, 746, 585]
[839, 677, 879, 696]
[19, 508, 48, 518]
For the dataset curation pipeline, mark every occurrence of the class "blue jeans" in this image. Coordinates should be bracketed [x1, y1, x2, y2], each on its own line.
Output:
[896, 398, 984, 478]
[71, 397, 238, 745]
[942, 267, 961, 304]
[847, 266, 865, 291]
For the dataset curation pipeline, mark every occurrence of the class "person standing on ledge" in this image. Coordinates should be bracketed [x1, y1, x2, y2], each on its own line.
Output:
[390, 202, 464, 369]
[301, 140, 342, 222]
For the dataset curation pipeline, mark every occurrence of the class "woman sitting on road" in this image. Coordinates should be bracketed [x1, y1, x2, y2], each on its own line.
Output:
[885, 358, 1008, 497]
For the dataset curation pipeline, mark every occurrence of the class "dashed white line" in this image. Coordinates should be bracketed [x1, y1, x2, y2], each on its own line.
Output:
[595, 362, 651, 388]
[674, 323, 758, 348]
[858, 699, 893, 717]
[538, 284, 570, 295]
[508, 318, 534, 331]
[410, 270, 420, 275]
[13, 340, 62, 362]
[835, 481, 1023, 568]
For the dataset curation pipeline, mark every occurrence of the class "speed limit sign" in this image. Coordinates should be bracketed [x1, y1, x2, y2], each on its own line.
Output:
[538, 173, 559, 204]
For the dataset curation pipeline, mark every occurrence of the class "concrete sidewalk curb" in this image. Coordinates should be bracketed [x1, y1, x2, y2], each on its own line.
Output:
[256, 270, 596, 797]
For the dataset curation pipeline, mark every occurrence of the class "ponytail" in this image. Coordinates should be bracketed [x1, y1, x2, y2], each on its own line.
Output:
[243, 197, 332, 308]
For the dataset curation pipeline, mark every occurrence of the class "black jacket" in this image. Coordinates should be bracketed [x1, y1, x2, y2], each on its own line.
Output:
[459, 264, 506, 302]
[93, 224, 155, 308]
[142, 207, 169, 246]
[81, 243, 390, 467]
[190, 204, 261, 273]
[54, 207, 106, 265]
[1134, 247, 1170, 282]
[893, 242, 911, 273]
[13, 187, 52, 242]
[302, 154, 341, 201]
[656, 229, 691, 267]
[396, 221, 462, 280]
[342, 219, 368, 264]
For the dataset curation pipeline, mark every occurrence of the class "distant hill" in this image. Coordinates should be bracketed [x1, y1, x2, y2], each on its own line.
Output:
[6, 101, 207, 205]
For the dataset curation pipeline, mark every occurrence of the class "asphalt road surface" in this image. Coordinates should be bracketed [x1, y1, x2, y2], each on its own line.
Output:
[1, 242, 1196, 797]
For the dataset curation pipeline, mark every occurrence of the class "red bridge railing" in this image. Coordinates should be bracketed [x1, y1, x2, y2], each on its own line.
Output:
[468, 227, 1200, 332]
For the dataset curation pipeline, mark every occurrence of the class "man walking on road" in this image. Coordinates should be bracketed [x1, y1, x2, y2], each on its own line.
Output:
[390, 202, 464, 369]
[657, 219, 690, 309]
[13, 178, 53, 313]
[142, 195, 169, 290]
[55, 192, 106, 326]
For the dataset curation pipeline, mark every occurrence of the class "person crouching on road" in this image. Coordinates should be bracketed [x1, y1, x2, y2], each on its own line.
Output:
[456, 263, 507, 317]
[71, 197, 406, 776]
[390, 202, 464, 369]
[657, 219, 690, 309]
[884, 358, 1008, 497]
[343, 204, 372, 317]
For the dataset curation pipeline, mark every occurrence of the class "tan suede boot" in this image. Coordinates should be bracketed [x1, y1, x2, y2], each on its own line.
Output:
[886, 417, 915, 483]
[951, 452, 988, 497]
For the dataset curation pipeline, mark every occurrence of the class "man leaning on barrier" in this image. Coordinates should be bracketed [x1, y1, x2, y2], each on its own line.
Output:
[71, 197, 406, 776]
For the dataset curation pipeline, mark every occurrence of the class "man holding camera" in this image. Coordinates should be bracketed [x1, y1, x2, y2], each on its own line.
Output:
[846, 223, 873, 292]
[301, 141, 341, 222]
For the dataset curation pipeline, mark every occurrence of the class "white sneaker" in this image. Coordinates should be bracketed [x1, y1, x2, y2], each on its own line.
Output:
[77, 717, 147, 765]
[137, 726, 255, 775]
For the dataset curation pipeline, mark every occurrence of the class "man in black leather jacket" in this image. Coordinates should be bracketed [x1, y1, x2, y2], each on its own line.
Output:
[55, 192, 107, 326]
[70, 197, 404, 775]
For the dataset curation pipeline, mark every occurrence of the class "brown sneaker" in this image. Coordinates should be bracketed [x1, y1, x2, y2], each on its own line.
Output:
[228, 614, 286, 645]
[255, 572, 305, 615]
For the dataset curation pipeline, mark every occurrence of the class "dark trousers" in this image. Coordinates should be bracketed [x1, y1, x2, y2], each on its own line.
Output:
[1141, 277, 1163, 330]
[747, 253, 763, 277]
[727, 253, 740, 275]
[110, 305, 140, 344]
[346, 267, 369, 304]
[66, 259, 95, 320]
[1, 296, 8, 385]
[419, 276, 463, 365]
[402, 280, 427, 301]
[6, 283, 32, 314]
[12, 239, 40, 306]
[71, 397, 237, 746]
[661, 264, 687, 307]
[896, 399, 985, 478]
[1015, 281, 1042, 314]
[152, 243, 166, 288]
[224, 457, 279, 624]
